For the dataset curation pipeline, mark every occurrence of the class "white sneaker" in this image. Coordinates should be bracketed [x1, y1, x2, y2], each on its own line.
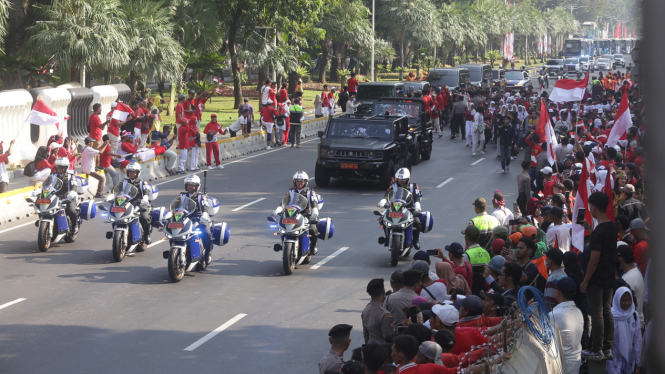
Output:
[510, 156, 514, 160]
[217, 165, 224, 169]
[480, 150, 485, 154]
[501, 169, 506, 174]
[506, 165, 510, 171]
[208, 166, 214, 170]
[266, 146, 272, 150]
[472, 152, 476, 156]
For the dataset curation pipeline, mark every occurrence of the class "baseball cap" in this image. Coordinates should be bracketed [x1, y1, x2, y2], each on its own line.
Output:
[554, 277, 577, 294]
[84, 136, 94, 144]
[111, 102, 118, 108]
[413, 250, 430, 262]
[481, 290, 504, 306]
[120, 130, 131, 138]
[521, 225, 538, 239]
[211, 114, 217, 117]
[486, 255, 506, 273]
[340, 360, 364, 374]
[456, 295, 484, 314]
[539, 205, 552, 216]
[540, 166, 553, 174]
[617, 245, 634, 261]
[267, 99, 274, 104]
[622, 184, 635, 194]
[491, 239, 505, 253]
[492, 225, 509, 238]
[463, 225, 480, 237]
[431, 304, 459, 326]
[444, 242, 464, 257]
[629, 218, 646, 230]
[418, 341, 443, 365]
[411, 260, 430, 275]
[473, 197, 487, 207]
[178, 94, 186, 100]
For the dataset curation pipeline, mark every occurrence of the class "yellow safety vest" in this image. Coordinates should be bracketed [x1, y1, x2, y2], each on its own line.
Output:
[466, 245, 491, 265]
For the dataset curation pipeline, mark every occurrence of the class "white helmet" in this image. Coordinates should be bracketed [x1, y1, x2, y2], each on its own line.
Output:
[54, 157, 69, 171]
[395, 168, 410, 183]
[293, 171, 309, 187]
[184, 175, 201, 188]
[126, 162, 141, 178]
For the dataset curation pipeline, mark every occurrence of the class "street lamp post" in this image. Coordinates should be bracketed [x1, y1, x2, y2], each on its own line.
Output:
[255, 25, 277, 82]
[371, 0, 375, 82]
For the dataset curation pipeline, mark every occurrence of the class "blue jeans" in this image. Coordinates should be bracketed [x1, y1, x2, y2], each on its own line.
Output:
[501, 146, 512, 170]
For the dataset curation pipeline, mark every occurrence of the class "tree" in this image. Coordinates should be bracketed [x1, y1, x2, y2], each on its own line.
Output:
[121, 0, 184, 99]
[26, 0, 129, 83]
[0, 0, 9, 53]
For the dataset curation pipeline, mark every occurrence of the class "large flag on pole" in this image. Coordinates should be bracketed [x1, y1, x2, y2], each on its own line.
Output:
[603, 169, 614, 222]
[111, 102, 135, 121]
[605, 93, 632, 148]
[535, 98, 558, 166]
[549, 73, 589, 103]
[571, 159, 593, 251]
[27, 99, 60, 129]
[534, 99, 549, 141]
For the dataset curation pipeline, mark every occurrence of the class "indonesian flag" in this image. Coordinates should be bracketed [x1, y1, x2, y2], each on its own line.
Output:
[571, 158, 593, 251]
[549, 73, 589, 103]
[534, 99, 548, 140]
[535, 99, 558, 166]
[603, 168, 614, 222]
[605, 93, 632, 148]
[111, 102, 135, 122]
[28, 99, 60, 129]
[212, 76, 220, 83]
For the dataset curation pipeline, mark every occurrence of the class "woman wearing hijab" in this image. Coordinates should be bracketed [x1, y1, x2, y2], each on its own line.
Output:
[28, 146, 54, 186]
[435, 261, 456, 293]
[313, 94, 323, 118]
[607, 287, 642, 374]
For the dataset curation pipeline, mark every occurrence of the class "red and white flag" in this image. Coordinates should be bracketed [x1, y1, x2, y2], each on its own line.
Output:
[605, 93, 632, 148]
[571, 158, 593, 251]
[535, 99, 558, 166]
[549, 73, 589, 103]
[603, 169, 614, 222]
[111, 102, 135, 121]
[27, 99, 60, 128]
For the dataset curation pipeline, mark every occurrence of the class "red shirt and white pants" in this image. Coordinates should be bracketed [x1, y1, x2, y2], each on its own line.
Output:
[107, 110, 120, 154]
[177, 122, 191, 172]
[203, 121, 225, 167]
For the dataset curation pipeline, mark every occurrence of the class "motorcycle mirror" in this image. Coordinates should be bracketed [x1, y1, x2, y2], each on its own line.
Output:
[164, 212, 173, 220]
[267, 216, 276, 222]
[98, 205, 108, 212]
[373, 210, 382, 216]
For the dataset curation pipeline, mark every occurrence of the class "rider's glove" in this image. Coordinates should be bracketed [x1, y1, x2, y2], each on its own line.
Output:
[273, 206, 284, 215]
[140, 196, 150, 209]
[200, 212, 211, 226]
[414, 201, 422, 213]
[377, 199, 388, 208]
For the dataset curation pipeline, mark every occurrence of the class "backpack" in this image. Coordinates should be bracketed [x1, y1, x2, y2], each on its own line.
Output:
[23, 161, 36, 177]
[275, 116, 285, 127]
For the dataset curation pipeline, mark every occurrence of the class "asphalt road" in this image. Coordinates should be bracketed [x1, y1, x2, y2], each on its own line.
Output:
[0, 67, 628, 373]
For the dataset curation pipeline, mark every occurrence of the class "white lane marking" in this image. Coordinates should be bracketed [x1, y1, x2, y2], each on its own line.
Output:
[0, 221, 37, 235]
[154, 138, 318, 187]
[184, 313, 247, 351]
[471, 158, 485, 166]
[310, 247, 349, 270]
[232, 198, 266, 212]
[147, 238, 167, 248]
[436, 178, 454, 188]
[0, 298, 26, 311]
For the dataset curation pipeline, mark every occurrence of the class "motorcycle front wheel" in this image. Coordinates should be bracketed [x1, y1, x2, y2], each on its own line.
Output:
[390, 233, 402, 267]
[38, 221, 51, 252]
[112, 231, 126, 262]
[168, 248, 185, 282]
[283, 242, 296, 275]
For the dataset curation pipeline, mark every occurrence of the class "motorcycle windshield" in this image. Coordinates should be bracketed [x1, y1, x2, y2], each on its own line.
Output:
[112, 183, 138, 200]
[169, 196, 197, 214]
[387, 188, 413, 206]
[281, 193, 309, 212]
[42, 175, 63, 193]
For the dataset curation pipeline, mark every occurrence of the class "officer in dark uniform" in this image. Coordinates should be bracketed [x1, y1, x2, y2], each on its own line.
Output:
[273, 171, 323, 255]
[180, 174, 213, 264]
[377, 167, 423, 248]
[362, 278, 394, 344]
[318, 324, 352, 374]
[122, 162, 152, 246]
[52, 157, 80, 233]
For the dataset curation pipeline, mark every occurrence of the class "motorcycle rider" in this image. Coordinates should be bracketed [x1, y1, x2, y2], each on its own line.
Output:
[539, 67, 549, 88]
[377, 168, 423, 249]
[52, 157, 80, 234]
[122, 162, 153, 246]
[179, 175, 213, 264]
[273, 171, 322, 255]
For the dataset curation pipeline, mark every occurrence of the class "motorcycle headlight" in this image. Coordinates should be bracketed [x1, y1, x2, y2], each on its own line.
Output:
[278, 228, 286, 234]
[384, 221, 392, 227]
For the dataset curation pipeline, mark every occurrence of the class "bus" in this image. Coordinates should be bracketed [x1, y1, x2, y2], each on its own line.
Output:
[563, 38, 593, 58]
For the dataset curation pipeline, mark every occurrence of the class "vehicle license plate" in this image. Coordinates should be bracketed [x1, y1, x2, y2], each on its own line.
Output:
[282, 219, 298, 224]
[341, 163, 358, 169]
[111, 207, 126, 213]
[36, 199, 51, 205]
[388, 212, 404, 218]
[168, 222, 185, 229]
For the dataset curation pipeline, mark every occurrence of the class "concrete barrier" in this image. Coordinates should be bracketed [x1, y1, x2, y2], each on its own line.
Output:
[0, 113, 333, 225]
[0, 89, 36, 166]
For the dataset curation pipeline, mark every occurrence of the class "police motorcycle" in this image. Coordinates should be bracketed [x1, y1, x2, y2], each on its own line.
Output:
[153, 172, 229, 282]
[26, 173, 97, 252]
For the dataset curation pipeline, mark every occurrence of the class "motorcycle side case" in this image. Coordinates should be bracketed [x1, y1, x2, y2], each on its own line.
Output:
[151, 207, 167, 227]
[80, 201, 98, 220]
[55, 211, 69, 233]
[75, 176, 89, 195]
[146, 182, 159, 201]
[316, 218, 334, 240]
[419, 211, 433, 233]
[188, 236, 203, 263]
[212, 222, 230, 246]
[404, 225, 413, 246]
[300, 235, 310, 255]
[129, 220, 142, 244]
[208, 197, 220, 216]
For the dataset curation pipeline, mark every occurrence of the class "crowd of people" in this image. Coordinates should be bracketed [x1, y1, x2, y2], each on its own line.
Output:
[319, 67, 651, 374]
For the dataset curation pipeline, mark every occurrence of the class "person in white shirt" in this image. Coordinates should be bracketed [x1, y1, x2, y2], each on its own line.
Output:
[81, 137, 106, 197]
[411, 261, 448, 302]
[546, 207, 571, 252]
[549, 277, 583, 374]
[0, 140, 15, 193]
[228, 110, 249, 138]
[260, 79, 272, 105]
[490, 190, 514, 226]
[618, 245, 645, 328]
[346, 94, 361, 115]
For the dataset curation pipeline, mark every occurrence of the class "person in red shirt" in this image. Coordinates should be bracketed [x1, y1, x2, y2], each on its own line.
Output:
[28, 146, 55, 186]
[542, 167, 556, 198]
[321, 84, 331, 117]
[54, 137, 78, 172]
[347, 72, 359, 96]
[176, 118, 191, 173]
[597, 146, 617, 170]
[435, 330, 490, 369]
[186, 116, 201, 171]
[134, 99, 152, 145]
[524, 131, 542, 188]
[203, 114, 226, 170]
[175, 94, 186, 124]
[268, 82, 278, 105]
[89, 104, 108, 157]
[392, 335, 491, 374]
[107, 102, 121, 153]
[278, 82, 288, 103]
[435, 244, 473, 291]
[260, 99, 279, 150]
[630, 220, 649, 274]
[455, 295, 503, 329]
[46, 134, 63, 149]
[184, 90, 197, 120]
[99, 134, 121, 187]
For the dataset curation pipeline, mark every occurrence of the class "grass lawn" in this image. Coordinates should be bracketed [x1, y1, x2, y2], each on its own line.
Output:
[155, 90, 320, 131]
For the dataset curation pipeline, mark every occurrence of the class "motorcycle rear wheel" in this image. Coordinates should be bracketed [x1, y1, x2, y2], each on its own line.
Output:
[112, 231, 126, 262]
[283, 242, 296, 275]
[168, 248, 185, 282]
[390, 234, 402, 267]
[37, 221, 51, 252]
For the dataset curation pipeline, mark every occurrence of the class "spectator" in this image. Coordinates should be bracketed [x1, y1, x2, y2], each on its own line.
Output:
[28, 146, 54, 186]
[176, 119, 191, 174]
[321, 85, 331, 117]
[151, 127, 177, 176]
[260, 79, 272, 106]
[289, 98, 304, 147]
[412, 250, 440, 281]
[500, 262, 522, 306]
[89, 103, 108, 167]
[607, 287, 642, 374]
[278, 82, 288, 103]
[480, 291, 504, 318]
[229, 109, 250, 139]
[428, 304, 489, 355]
[516, 160, 532, 214]
[81, 137, 106, 198]
[360, 342, 386, 374]
[318, 324, 352, 374]
[618, 245, 644, 328]
[615, 215, 634, 245]
[617, 184, 649, 222]
[543, 247, 566, 308]
[99, 134, 121, 188]
[388, 270, 404, 294]
[260, 99, 279, 150]
[238, 97, 254, 134]
[437, 243, 473, 291]
[281, 100, 291, 146]
[338, 86, 349, 113]
[629, 218, 649, 274]
[548, 277, 584, 374]
[462, 225, 490, 296]
[383, 269, 420, 326]
[203, 114, 226, 170]
[186, 116, 201, 171]
[490, 190, 514, 225]
[415, 341, 443, 366]
[483, 255, 507, 294]
[362, 278, 394, 344]
[456, 295, 503, 329]
[580, 191, 617, 362]
[0, 140, 15, 193]
[412, 260, 447, 302]
[546, 207, 571, 252]
[314, 94, 323, 118]
[47, 133, 63, 149]
[347, 72, 359, 97]
[468, 197, 500, 249]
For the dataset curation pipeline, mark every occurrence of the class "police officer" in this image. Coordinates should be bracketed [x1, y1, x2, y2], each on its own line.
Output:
[52, 157, 80, 233]
[462, 225, 491, 296]
[469, 197, 500, 249]
[318, 324, 352, 374]
[273, 171, 323, 255]
[180, 175, 213, 264]
[377, 168, 423, 249]
[361, 278, 394, 344]
[122, 162, 153, 246]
